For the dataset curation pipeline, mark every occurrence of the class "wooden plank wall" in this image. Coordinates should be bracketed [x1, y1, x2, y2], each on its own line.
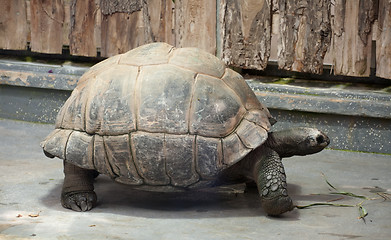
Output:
[219, 0, 271, 70]
[30, 0, 65, 54]
[0, 0, 390, 80]
[0, 0, 28, 50]
[376, 0, 391, 79]
[331, 0, 375, 77]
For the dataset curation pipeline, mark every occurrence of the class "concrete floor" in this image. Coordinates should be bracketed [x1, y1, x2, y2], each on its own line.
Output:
[0, 118, 390, 240]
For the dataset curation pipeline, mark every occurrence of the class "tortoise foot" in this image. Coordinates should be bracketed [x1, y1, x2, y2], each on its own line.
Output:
[261, 195, 294, 216]
[253, 146, 294, 215]
[61, 191, 97, 212]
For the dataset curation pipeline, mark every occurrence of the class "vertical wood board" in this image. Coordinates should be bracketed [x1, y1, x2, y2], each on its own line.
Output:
[146, 0, 175, 45]
[219, 0, 272, 70]
[100, 0, 175, 57]
[175, 0, 216, 54]
[100, 2, 153, 57]
[62, 0, 71, 47]
[69, 0, 98, 56]
[30, 0, 65, 54]
[376, 0, 391, 79]
[0, 0, 28, 50]
[332, 0, 375, 77]
[277, 0, 331, 74]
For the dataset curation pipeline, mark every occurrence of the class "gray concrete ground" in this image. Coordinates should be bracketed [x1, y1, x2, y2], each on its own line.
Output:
[0, 118, 390, 240]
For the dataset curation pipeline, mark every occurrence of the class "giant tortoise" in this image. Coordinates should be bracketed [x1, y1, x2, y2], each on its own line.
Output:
[41, 42, 330, 215]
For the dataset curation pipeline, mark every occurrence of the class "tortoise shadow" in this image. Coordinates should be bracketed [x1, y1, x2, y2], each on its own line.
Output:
[41, 175, 301, 220]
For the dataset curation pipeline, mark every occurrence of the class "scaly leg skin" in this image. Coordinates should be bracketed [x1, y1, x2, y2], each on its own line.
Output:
[62, 160, 97, 212]
[254, 146, 294, 216]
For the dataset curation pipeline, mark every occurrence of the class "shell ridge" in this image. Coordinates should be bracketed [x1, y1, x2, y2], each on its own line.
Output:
[187, 73, 199, 134]
[133, 67, 142, 131]
[166, 45, 175, 60]
[127, 133, 145, 184]
[169, 64, 225, 80]
[193, 135, 202, 177]
[234, 132, 252, 151]
[90, 134, 95, 170]
[244, 114, 269, 132]
[40, 128, 61, 148]
[83, 76, 97, 133]
[220, 68, 248, 110]
[102, 136, 120, 178]
[191, 135, 201, 184]
[64, 130, 75, 161]
[220, 138, 226, 167]
[162, 133, 171, 185]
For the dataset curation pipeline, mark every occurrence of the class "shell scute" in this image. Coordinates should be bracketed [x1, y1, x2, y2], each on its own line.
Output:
[236, 119, 268, 149]
[222, 133, 251, 166]
[165, 134, 199, 187]
[119, 42, 173, 66]
[85, 65, 138, 135]
[195, 136, 223, 179]
[169, 47, 225, 78]
[103, 134, 143, 185]
[131, 132, 171, 185]
[190, 74, 246, 137]
[66, 131, 94, 169]
[137, 64, 194, 134]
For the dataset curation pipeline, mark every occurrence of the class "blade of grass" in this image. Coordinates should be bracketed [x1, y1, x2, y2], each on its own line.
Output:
[321, 173, 369, 199]
[322, 173, 339, 192]
[330, 191, 369, 199]
[296, 203, 355, 209]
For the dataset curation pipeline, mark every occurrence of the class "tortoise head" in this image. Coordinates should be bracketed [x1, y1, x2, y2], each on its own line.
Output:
[295, 127, 330, 155]
[265, 127, 330, 158]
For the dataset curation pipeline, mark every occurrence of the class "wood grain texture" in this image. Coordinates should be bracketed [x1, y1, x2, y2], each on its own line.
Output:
[175, 0, 216, 54]
[376, 0, 391, 79]
[277, 0, 331, 74]
[100, 1, 175, 57]
[100, 0, 142, 15]
[332, 0, 375, 76]
[69, 0, 98, 56]
[100, 1, 154, 57]
[62, 0, 71, 46]
[30, 0, 65, 54]
[146, 0, 175, 45]
[219, 0, 272, 70]
[0, 0, 28, 50]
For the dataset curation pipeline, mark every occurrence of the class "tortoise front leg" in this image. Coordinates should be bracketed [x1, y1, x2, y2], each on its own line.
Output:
[62, 160, 97, 212]
[252, 146, 294, 216]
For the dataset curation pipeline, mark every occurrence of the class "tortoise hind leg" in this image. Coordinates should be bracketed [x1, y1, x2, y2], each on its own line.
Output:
[62, 160, 97, 212]
[252, 146, 294, 216]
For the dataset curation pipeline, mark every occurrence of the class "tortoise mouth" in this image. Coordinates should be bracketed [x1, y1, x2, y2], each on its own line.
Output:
[316, 132, 330, 147]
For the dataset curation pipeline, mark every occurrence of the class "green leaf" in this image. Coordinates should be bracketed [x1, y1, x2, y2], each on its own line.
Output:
[358, 205, 368, 219]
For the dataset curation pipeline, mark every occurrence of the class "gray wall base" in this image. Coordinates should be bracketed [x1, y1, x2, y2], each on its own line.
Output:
[0, 85, 70, 123]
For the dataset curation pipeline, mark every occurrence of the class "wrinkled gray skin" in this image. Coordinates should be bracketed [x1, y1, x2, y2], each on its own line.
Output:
[57, 127, 329, 216]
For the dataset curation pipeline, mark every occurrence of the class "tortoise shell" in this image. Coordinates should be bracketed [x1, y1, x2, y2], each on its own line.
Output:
[41, 42, 274, 188]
